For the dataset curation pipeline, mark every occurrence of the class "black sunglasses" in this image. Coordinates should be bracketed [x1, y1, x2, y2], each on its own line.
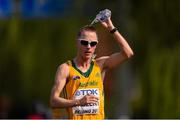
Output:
[79, 39, 98, 47]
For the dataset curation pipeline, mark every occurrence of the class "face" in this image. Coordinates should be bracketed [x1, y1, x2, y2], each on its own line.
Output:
[77, 31, 98, 60]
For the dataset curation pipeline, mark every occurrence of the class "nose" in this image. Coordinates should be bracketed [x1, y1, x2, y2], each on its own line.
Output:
[87, 43, 91, 48]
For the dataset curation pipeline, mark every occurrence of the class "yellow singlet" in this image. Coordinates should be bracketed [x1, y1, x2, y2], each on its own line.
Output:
[64, 60, 104, 119]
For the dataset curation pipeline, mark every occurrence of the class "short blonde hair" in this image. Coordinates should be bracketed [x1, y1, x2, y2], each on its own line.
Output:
[77, 25, 97, 39]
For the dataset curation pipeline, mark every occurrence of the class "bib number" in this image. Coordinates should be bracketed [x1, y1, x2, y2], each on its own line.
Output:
[72, 88, 100, 115]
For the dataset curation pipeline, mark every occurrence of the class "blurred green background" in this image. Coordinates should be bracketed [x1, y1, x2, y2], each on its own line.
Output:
[0, 0, 180, 119]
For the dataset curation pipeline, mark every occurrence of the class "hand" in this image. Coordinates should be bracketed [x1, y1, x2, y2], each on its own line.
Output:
[100, 18, 115, 31]
[78, 94, 99, 106]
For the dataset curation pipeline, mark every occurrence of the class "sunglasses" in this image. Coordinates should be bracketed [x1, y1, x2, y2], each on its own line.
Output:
[79, 39, 98, 47]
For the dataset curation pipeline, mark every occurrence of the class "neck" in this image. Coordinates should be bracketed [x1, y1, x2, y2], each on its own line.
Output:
[74, 56, 91, 68]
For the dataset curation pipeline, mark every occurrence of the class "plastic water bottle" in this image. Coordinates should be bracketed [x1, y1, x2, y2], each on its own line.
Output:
[90, 9, 111, 26]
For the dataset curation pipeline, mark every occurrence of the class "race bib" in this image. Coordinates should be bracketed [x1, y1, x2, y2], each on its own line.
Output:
[72, 88, 100, 115]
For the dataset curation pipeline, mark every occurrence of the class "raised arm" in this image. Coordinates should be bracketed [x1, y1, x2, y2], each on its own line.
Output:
[96, 17, 134, 70]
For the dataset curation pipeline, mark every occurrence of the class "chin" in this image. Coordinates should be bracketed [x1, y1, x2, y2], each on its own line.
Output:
[83, 55, 92, 60]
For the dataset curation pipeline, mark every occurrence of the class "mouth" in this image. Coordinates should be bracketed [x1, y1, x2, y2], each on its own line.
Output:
[84, 51, 92, 55]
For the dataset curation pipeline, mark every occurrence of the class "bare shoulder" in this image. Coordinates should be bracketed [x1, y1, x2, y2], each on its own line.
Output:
[58, 62, 69, 71]
[95, 56, 110, 70]
[56, 62, 69, 79]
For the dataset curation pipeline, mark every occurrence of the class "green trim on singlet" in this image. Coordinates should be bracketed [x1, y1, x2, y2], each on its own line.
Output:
[71, 60, 94, 78]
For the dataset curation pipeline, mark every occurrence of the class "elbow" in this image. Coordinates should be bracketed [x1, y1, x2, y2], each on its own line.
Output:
[50, 96, 59, 108]
[128, 50, 134, 58]
[50, 97, 55, 108]
[124, 50, 134, 59]
[50, 96, 64, 108]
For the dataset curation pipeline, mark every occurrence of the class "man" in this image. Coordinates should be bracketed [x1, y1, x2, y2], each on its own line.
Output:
[50, 16, 134, 119]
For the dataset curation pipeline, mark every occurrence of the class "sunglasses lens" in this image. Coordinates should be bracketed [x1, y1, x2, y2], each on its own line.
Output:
[90, 42, 97, 47]
[80, 40, 98, 47]
[80, 40, 89, 46]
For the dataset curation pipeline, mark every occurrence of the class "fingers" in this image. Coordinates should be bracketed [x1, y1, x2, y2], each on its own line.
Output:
[79, 94, 99, 105]
[100, 19, 114, 29]
[87, 94, 99, 103]
[88, 94, 99, 100]
[100, 21, 108, 28]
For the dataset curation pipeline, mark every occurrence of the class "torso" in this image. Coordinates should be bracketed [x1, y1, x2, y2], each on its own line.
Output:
[64, 60, 105, 119]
